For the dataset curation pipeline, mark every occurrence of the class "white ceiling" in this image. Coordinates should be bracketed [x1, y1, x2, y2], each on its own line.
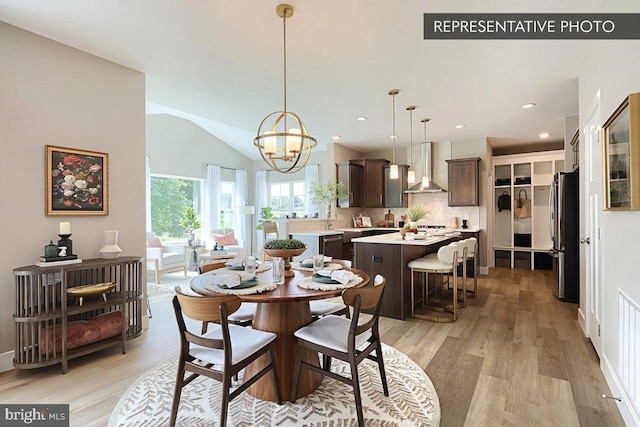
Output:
[0, 0, 608, 158]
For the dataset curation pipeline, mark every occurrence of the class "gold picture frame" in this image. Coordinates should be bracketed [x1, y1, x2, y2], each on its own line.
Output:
[45, 145, 109, 216]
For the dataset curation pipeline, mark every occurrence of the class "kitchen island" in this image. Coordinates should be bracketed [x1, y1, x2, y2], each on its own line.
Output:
[353, 230, 479, 320]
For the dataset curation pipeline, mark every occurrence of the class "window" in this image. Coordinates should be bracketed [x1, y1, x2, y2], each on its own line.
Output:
[269, 181, 306, 218]
[150, 175, 202, 241]
[219, 181, 235, 229]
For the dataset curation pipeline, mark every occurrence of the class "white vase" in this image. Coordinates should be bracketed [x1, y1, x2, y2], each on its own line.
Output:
[409, 221, 418, 229]
[99, 230, 122, 259]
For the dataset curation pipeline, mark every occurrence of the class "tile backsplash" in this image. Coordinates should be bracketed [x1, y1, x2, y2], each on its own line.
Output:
[334, 193, 480, 230]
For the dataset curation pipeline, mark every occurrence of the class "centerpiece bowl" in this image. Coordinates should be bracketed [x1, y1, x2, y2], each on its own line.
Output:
[262, 239, 307, 277]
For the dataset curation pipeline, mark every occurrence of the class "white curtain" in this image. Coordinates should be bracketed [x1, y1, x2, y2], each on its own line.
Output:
[305, 164, 320, 218]
[204, 165, 221, 242]
[145, 156, 152, 232]
[255, 170, 269, 251]
[255, 170, 269, 216]
[235, 169, 249, 249]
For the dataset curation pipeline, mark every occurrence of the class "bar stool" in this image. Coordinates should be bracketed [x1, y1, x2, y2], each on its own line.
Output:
[457, 237, 478, 302]
[408, 241, 466, 322]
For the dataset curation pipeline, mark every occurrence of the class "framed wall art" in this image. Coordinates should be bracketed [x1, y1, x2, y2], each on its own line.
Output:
[45, 145, 109, 216]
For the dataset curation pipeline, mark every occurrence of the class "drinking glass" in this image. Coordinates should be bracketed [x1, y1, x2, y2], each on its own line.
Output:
[244, 255, 256, 277]
[313, 254, 325, 274]
[272, 257, 285, 284]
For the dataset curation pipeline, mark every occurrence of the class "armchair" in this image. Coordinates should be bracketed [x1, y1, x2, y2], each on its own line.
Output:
[146, 232, 187, 284]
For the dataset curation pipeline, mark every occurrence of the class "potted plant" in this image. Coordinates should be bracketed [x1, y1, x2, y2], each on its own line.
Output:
[406, 205, 429, 229]
[263, 239, 307, 277]
[310, 181, 349, 229]
[255, 207, 275, 230]
[179, 206, 201, 245]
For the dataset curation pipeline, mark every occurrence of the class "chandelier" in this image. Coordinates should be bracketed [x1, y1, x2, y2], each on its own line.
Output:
[254, 4, 317, 174]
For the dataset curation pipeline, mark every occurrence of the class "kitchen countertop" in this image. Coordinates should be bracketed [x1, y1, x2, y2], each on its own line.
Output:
[289, 230, 344, 236]
[352, 231, 468, 246]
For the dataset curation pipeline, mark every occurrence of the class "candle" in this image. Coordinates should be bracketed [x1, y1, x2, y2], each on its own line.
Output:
[264, 131, 276, 156]
[286, 128, 302, 154]
[59, 222, 71, 235]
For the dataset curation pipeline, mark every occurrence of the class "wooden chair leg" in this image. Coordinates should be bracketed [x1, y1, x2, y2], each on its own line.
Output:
[269, 345, 283, 404]
[375, 341, 389, 396]
[220, 370, 232, 427]
[169, 362, 186, 427]
[350, 357, 364, 427]
[289, 343, 304, 402]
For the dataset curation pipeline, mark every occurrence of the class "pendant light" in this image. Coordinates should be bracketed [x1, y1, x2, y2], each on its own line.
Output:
[421, 118, 431, 187]
[389, 89, 399, 180]
[406, 105, 416, 184]
[254, 4, 317, 174]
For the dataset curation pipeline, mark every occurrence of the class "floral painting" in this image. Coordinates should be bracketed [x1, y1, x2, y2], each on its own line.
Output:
[45, 145, 109, 215]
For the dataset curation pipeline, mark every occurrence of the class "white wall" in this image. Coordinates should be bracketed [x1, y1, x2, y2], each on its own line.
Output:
[578, 6, 640, 422]
[0, 22, 146, 360]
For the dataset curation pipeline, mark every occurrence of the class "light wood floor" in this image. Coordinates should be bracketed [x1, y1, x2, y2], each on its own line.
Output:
[0, 268, 625, 426]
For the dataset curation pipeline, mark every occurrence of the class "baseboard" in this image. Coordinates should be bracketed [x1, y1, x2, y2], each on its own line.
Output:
[577, 307, 587, 336]
[602, 353, 640, 427]
[0, 350, 14, 373]
[479, 266, 489, 275]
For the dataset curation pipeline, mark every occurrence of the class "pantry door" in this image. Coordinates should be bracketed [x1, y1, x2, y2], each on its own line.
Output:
[582, 91, 603, 356]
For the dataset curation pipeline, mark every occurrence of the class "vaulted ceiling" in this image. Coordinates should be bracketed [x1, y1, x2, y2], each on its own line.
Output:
[0, 0, 607, 158]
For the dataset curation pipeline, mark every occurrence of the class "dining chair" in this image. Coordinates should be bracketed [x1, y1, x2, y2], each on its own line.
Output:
[290, 275, 388, 427]
[308, 259, 352, 319]
[197, 264, 257, 331]
[170, 288, 281, 427]
[408, 241, 465, 322]
[199, 261, 226, 274]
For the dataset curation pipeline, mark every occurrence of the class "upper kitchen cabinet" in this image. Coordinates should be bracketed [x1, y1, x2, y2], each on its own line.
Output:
[446, 157, 481, 206]
[363, 159, 389, 207]
[384, 164, 409, 207]
[603, 92, 640, 210]
[336, 161, 364, 208]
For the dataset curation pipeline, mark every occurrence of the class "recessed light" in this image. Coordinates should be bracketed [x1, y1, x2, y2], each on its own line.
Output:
[522, 103, 536, 109]
[539, 132, 550, 139]
[390, 135, 398, 139]
[357, 116, 368, 121]
[332, 135, 341, 140]
[455, 124, 465, 129]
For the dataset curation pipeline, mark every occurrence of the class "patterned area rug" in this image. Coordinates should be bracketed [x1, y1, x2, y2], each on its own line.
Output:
[109, 344, 440, 426]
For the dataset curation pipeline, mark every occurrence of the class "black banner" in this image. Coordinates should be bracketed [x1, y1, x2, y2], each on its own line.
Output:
[424, 13, 640, 39]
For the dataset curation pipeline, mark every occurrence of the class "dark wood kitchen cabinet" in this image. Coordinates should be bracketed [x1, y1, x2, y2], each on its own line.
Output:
[446, 157, 481, 206]
[336, 161, 364, 208]
[363, 159, 389, 207]
[384, 164, 409, 207]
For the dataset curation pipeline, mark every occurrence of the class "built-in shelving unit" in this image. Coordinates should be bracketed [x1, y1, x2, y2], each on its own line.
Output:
[12, 257, 144, 373]
[492, 151, 564, 270]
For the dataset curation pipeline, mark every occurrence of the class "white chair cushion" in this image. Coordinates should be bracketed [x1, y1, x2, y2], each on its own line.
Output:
[162, 252, 185, 264]
[309, 300, 347, 316]
[294, 315, 371, 353]
[409, 253, 454, 272]
[228, 302, 257, 323]
[190, 323, 276, 365]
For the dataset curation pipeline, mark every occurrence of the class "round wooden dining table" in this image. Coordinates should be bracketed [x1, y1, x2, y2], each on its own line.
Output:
[190, 265, 369, 402]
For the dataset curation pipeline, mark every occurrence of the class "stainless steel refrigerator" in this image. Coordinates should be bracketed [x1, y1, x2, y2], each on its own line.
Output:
[549, 169, 579, 303]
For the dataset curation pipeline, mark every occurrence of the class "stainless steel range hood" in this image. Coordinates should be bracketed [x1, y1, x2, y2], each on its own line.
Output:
[405, 142, 446, 193]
